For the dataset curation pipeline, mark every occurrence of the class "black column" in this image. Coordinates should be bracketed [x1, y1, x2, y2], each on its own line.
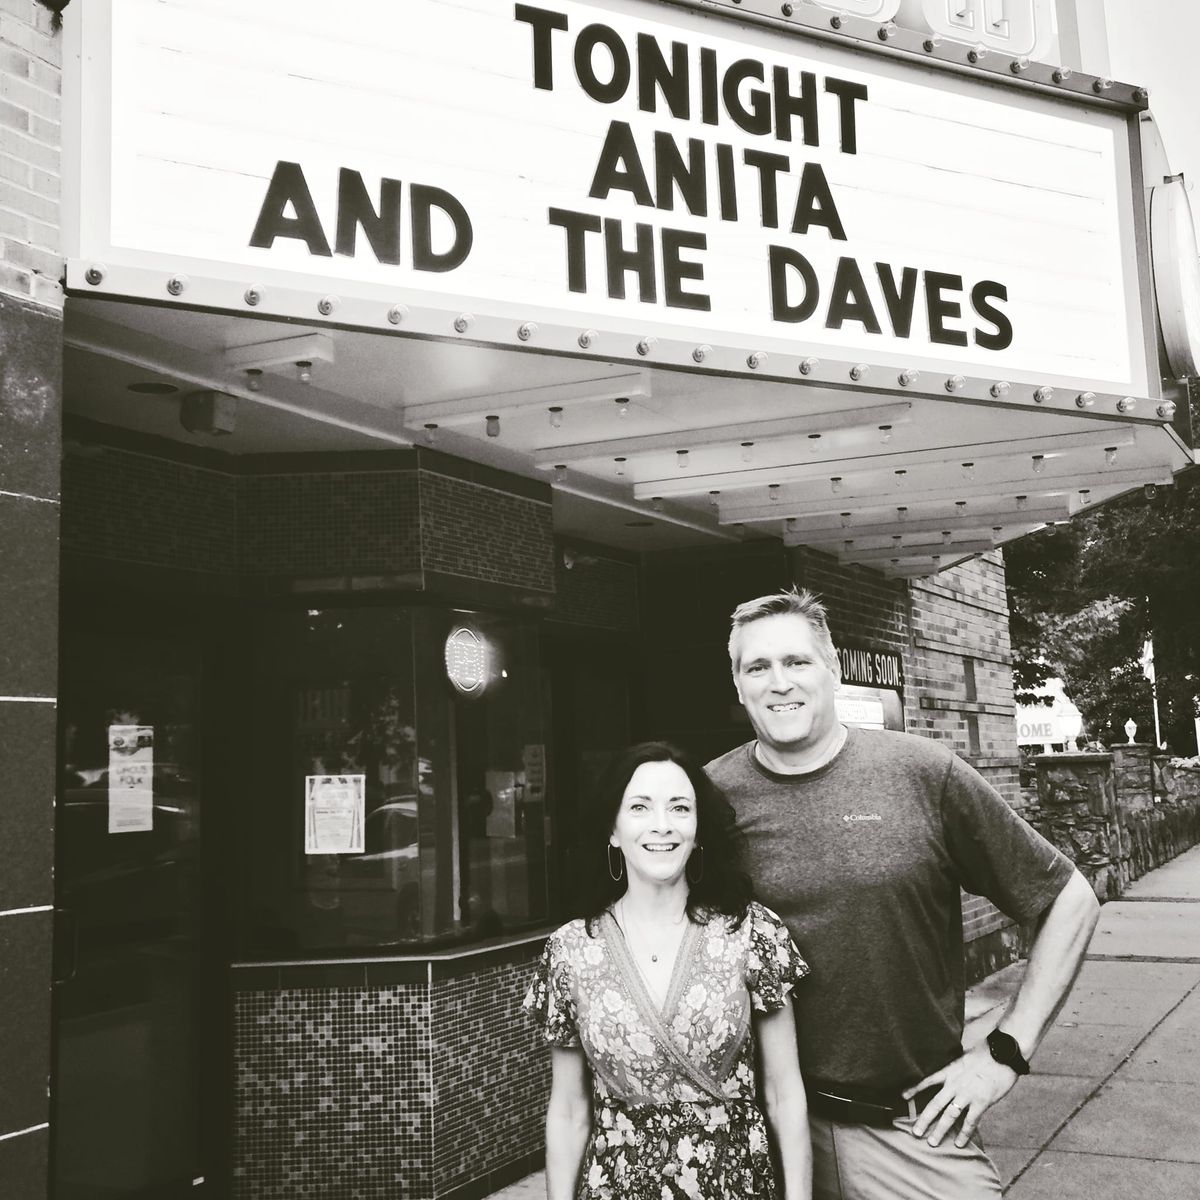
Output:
[0, 291, 62, 1197]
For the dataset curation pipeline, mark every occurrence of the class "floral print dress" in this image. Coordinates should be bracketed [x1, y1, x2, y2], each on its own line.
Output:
[523, 901, 808, 1200]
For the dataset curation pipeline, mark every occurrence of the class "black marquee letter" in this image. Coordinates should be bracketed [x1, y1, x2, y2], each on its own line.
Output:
[876, 263, 918, 337]
[513, 5, 568, 90]
[410, 185, 473, 273]
[826, 257, 881, 333]
[250, 161, 332, 257]
[972, 281, 1013, 351]
[335, 169, 402, 264]
[769, 245, 819, 323]
[791, 162, 847, 241]
[925, 271, 969, 347]
[574, 23, 631, 104]
[548, 207, 602, 293]
[589, 121, 654, 207]
[662, 228, 710, 311]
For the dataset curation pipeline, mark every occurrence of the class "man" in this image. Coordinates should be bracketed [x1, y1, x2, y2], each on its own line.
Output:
[707, 588, 1099, 1200]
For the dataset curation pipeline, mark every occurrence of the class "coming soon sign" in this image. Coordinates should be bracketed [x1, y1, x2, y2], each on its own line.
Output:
[66, 0, 1149, 394]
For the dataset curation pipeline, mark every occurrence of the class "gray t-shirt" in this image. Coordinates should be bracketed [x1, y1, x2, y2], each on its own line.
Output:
[707, 726, 1074, 1092]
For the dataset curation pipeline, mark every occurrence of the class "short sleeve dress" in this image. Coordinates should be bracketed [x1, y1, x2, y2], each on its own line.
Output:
[523, 901, 808, 1200]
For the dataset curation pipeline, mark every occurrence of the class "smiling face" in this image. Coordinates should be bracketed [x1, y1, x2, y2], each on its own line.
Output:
[733, 612, 840, 764]
[609, 760, 698, 888]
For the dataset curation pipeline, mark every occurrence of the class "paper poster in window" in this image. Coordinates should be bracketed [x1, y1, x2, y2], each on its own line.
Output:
[304, 774, 365, 854]
[108, 724, 154, 834]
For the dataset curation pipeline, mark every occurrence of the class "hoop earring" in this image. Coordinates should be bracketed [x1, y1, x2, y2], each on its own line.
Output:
[606, 845, 624, 882]
[686, 845, 704, 884]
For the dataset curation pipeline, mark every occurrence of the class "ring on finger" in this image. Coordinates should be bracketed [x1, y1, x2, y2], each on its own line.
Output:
[947, 1102, 964, 1112]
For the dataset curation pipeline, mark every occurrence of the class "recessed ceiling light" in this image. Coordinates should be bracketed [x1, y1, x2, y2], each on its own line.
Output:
[127, 381, 179, 395]
[624, 520, 653, 528]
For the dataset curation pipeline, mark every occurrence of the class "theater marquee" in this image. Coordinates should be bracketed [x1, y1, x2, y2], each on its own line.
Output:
[65, 0, 1154, 404]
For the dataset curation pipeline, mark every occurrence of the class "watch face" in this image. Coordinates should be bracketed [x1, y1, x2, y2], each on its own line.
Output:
[989, 1031, 1017, 1060]
[988, 1030, 1029, 1073]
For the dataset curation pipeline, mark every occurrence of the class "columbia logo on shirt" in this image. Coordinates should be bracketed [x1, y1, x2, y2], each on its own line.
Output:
[843, 813, 883, 823]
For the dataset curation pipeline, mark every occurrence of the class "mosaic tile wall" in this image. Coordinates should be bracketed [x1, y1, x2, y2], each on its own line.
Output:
[430, 951, 549, 1194]
[233, 985, 434, 1200]
[232, 947, 552, 1200]
[238, 470, 422, 579]
[420, 471, 554, 593]
[60, 440, 558, 602]
[550, 548, 639, 632]
[62, 446, 237, 575]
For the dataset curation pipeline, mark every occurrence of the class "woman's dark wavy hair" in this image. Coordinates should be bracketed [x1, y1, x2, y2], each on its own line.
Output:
[572, 741, 754, 935]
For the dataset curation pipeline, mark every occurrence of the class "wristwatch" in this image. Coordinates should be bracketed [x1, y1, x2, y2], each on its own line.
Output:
[986, 1029, 1031, 1076]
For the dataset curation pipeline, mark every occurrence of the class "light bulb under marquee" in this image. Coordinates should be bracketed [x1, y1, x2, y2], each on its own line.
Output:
[830, 477, 844, 494]
[548, 406, 563, 428]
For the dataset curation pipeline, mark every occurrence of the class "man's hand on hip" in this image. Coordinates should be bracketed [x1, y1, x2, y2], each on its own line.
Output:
[903, 1043, 1019, 1148]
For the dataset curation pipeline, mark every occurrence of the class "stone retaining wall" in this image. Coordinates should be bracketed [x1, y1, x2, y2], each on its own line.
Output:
[1027, 747, 1200, 899]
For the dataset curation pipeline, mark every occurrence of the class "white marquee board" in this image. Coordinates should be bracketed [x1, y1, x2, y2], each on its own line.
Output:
[65, 0, 1152, 397]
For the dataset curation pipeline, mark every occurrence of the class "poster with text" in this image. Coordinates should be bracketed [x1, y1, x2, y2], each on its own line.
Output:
[108, 724, 154, 834]
[304, 774, 366, 854]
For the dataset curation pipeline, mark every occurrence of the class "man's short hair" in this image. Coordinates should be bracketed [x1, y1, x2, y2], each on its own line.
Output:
[727, 587, 842, 680]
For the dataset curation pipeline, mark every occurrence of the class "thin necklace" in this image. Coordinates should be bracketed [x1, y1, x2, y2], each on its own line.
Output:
[616, 898, 686, 963]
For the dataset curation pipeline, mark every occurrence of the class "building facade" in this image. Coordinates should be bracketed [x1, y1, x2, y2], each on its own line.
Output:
[1, 0, 1196, 1196]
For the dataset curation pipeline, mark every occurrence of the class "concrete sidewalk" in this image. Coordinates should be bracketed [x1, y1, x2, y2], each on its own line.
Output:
[493, 844, 1200, 1199]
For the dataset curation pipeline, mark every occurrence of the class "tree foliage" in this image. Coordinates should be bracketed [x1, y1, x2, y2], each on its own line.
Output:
[1004, 467, 1200, 752]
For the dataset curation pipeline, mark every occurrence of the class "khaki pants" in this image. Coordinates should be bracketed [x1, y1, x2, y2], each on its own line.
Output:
[811, 1115, 1004, 1200]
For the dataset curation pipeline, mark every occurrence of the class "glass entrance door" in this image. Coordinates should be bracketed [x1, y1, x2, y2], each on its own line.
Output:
[52, 631, 206, 1198]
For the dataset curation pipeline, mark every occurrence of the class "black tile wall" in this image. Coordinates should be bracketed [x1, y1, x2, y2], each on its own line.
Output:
[0, 292, 60, 1200]
[0, 494, 59, 697]
[0, 700, 55, 910]
[0, 1123, 49, 1200]
[0, 292, 62, 501]
[0, 909, 52, 1133]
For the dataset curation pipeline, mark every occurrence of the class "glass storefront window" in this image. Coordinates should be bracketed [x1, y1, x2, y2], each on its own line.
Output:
[237, 604, 549, 955]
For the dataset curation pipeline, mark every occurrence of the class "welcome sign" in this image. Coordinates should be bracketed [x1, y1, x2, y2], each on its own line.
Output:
[66, 0, 1149, 395]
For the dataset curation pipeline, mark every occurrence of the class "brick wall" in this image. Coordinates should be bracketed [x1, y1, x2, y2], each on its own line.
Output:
[908, 553, 1022, 955]
[795, 548, 1023, 963]
[0, 4, 61, 1195]
[0, 0, 62, 308]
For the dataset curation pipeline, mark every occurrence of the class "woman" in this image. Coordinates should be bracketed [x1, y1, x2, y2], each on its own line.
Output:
[524, 742, 812, 1200]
